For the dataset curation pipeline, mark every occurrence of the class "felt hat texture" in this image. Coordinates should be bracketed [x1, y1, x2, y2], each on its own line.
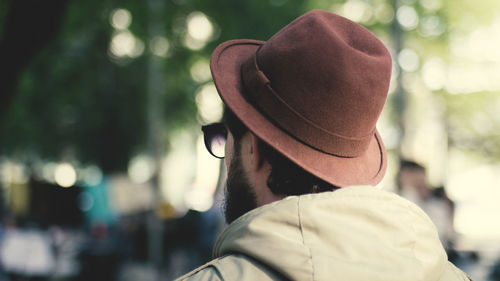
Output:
[210, 10, 392, 187]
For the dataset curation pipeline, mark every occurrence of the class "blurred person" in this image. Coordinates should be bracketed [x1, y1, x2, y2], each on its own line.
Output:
[490, 259, 500, 281]
[76, 222, 123, 281]
[0, 219, 55, 281]
[176, 10, 471, 281]
[397, 160, 456, 256]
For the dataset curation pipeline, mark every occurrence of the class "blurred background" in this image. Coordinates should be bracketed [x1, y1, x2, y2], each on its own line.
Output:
[0, 0, 499, 280]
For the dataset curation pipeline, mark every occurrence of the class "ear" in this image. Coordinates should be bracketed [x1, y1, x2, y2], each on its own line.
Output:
[250, 133, 266, 170]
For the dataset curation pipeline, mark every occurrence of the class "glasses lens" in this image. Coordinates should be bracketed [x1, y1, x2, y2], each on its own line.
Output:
[202, 123, 227, 159]
[209, 134, 226, 158]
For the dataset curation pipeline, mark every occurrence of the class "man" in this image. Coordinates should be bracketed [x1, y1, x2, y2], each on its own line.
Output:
[177, 10, 471, 281]
[397, 160, 457, 259]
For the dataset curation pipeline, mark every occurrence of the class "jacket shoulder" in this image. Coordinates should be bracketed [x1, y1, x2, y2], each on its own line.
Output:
[176, 254, 287, 281]
[174, 258, 223, 281]
[442, 262, 474, 281]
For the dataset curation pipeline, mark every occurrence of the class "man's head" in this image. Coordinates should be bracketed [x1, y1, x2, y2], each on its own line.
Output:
[204, 10, 392, 222]
[397, 160, 430, 200]
[222, 108, 341, 223]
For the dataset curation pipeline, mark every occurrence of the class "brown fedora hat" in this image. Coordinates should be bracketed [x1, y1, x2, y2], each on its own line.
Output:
[210, 10, 392, 187]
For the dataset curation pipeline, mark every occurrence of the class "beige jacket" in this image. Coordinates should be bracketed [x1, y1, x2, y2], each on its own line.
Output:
[176, 186, 471, 281]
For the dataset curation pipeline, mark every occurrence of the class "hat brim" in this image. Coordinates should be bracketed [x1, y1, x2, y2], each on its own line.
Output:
[210, 39, 387, 187]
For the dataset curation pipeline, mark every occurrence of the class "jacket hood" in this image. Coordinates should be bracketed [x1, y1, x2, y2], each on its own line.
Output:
[213, 186, 468, 281]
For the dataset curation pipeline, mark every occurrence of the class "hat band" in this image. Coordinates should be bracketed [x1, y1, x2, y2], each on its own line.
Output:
[240, 53, 373, 157]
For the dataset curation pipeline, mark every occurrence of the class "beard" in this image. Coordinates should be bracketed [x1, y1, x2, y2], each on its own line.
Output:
[224, 146, 258, 224]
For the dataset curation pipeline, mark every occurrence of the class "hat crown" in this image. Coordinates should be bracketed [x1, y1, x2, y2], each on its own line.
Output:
[244, 10, 392, 156]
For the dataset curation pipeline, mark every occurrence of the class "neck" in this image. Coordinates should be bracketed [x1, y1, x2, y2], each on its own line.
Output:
[250, 163, 285, 207]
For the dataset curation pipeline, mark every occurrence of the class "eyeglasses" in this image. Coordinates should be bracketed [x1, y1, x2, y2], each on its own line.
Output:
[202, 122, 227, 159]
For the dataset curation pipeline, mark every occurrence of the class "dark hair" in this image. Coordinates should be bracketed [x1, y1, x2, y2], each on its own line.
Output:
[397, 159, 426, 192]
[399, 160, 425, 172]
[223, 107, 340, 196]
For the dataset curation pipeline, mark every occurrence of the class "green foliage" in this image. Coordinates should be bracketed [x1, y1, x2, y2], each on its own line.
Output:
[1, 0, 499, 171]
[446, 92, 500, 159]
[0, 0, 308, 172]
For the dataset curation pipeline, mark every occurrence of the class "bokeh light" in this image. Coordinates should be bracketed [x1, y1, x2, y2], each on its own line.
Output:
[420, 0, 442, 11]
[0, 160, 29, 185]
[81, 165, 103, 186]
[374, 3, 394, 24]
[398, 48, 420, 72]
[195, 83, 223, 124]
[78, 192, 94, 212]
[110, 8, 132, 30]
[397, 5, 419, 30]
[184, 189, 214, 212]
[128, 155, 156, 184]
[185, 135, 222, 212]
[109, 30, 144, 59]
[422, 57, 447, 90]
[190, 59, 211, 83]
[187, 12, 214, 41]
[161, 133, 197, 212]
[341, 0, 373, 23]
[54, 163, 77, 188]
[184, 11, 215, 50]
[150, 36, 170, 57]
[419, 15, 445, 37]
